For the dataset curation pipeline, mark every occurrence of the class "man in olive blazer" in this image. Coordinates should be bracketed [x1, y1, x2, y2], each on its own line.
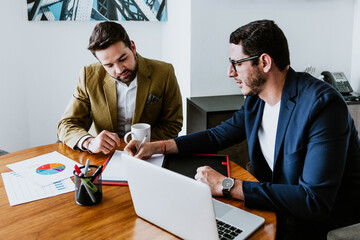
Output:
[57, 22, 182, 154]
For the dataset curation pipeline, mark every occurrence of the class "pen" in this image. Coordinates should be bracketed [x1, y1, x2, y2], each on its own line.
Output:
[74, 164, 82, 176]
[74, 164, 98, 203]
[74, 164, 97, 191]
[90, 165, 103, 182]
[79, 172, 97, 203]
[84, 159, 90, 177]
[136, 134, 148, 155]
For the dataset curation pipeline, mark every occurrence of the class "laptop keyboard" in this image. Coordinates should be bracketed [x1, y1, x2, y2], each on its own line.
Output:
[216, 219, 243, 240]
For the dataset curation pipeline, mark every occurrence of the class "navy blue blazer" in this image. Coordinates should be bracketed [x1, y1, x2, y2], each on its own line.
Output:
[175, 68, 360, 231]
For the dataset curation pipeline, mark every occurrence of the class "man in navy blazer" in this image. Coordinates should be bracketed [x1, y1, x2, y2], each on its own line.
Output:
[125, 20, 360, 239]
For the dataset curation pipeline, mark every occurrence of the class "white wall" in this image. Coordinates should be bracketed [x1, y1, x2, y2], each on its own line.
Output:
[0, 1, 164, 152]
[190, 0, 356, 96]
[351, 0, 360, 91]
[0, 0, 358, 152]
[161, 0, 191, 136]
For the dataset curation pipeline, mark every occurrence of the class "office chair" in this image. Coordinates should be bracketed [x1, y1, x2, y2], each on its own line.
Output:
[0, 149, 9, 156]
[327, 223, 360, 240]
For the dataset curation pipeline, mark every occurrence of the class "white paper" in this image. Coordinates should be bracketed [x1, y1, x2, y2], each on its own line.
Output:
[102, 150, 164, 182]
[1, 172, 75, 206]
[6, 151, 80, 186]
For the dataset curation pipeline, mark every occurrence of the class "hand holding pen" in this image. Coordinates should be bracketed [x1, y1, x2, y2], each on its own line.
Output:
[124, 135, 159, 159]
[135, 134, 148, 155]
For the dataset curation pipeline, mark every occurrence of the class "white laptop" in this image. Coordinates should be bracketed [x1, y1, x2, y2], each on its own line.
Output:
[123, 154, 265, 240]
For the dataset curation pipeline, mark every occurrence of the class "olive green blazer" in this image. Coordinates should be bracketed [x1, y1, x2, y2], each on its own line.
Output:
[57, 54, 183, 149]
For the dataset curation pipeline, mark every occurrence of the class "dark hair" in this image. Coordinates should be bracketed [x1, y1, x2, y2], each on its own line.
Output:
[88, 21, 131, 55]
[229, 20, 290, 71]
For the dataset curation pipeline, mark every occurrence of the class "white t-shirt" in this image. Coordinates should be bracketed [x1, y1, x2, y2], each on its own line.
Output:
[257, 101, 281, 171]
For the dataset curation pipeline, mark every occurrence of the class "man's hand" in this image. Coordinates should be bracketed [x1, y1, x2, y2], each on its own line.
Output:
[195, 166, 244, 200]
[124, 139, 179, 159]
[123, 139, 139, 156]
[124, 140, 159, 159]
[195, 166, 225, 197]
[83, 130, 121, 154]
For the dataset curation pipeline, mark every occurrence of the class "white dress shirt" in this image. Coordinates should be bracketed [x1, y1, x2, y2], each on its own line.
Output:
[116, 77, 137, 136]
[77, 77, 137, 150]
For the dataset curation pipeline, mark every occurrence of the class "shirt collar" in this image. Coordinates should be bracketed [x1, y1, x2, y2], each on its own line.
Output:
[114, 76, 138, 89]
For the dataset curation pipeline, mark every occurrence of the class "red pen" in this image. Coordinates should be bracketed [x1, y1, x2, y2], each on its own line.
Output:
[74, 165, 82, 176]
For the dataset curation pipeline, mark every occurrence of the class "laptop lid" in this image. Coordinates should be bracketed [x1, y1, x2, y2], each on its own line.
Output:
[123, 154, 264, 240]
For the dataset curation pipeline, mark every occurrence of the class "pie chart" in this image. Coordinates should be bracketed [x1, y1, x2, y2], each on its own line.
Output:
[36, 163, 66, 175]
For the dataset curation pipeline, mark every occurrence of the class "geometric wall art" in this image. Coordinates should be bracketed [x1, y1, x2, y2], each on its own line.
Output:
[27, 0, 167, 21]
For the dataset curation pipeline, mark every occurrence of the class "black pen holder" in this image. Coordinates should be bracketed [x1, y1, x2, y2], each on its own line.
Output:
[73, 165, 102, 206]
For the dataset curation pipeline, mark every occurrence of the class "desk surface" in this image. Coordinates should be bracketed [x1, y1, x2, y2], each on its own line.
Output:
[0, 143, 276, 240]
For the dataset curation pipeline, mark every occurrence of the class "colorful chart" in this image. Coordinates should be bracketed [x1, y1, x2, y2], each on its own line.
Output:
[36, 163, 66, 175]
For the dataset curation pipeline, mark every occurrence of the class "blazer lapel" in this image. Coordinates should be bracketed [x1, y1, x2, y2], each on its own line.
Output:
[133, 54, 151, 123]
[247, 99, 265, 151]
[103, 74, 117, 131]
[273, 68, 297, 171]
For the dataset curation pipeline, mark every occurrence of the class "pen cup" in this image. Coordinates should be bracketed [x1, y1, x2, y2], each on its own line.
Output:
[73, 165, 102, 206]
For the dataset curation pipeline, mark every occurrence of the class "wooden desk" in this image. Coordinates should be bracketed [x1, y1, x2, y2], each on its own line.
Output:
[0, 143, 276, 239]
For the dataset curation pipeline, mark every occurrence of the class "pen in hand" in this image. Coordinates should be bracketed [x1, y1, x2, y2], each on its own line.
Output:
[135, 134, 148, 155]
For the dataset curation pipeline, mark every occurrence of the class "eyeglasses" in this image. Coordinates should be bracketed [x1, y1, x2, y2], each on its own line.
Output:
[229, 55, 260, 72]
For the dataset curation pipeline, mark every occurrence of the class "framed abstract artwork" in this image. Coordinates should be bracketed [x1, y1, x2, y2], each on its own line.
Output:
[27, 0, 167, 21]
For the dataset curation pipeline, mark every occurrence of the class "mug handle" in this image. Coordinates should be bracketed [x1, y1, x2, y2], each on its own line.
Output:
[124, 132, 133, 144]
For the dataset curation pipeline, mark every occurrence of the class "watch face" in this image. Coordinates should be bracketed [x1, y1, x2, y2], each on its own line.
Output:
[222, 178, 234, 189]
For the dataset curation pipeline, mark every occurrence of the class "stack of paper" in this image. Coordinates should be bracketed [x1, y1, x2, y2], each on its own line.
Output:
[1, 151, 78, 206]
[101, 150, 164, 185]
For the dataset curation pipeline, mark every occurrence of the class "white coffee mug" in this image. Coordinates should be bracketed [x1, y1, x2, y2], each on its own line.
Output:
[124, 123, 151, 144]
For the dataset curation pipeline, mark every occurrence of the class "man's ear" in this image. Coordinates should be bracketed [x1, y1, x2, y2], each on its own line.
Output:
[130, 40, 137, 54]
[260, 53, 272, 73]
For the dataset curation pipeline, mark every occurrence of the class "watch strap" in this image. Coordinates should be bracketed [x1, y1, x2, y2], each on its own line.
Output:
[222, 188, 231, 197]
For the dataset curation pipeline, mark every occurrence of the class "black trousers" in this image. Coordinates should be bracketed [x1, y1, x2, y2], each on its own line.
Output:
[275, 214, 328, 240]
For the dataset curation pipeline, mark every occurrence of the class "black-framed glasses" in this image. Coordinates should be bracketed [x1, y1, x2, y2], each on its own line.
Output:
[229, 55, 260, 72]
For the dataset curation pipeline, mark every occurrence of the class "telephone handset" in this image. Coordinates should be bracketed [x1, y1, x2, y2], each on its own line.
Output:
[321, 71, 353, 95]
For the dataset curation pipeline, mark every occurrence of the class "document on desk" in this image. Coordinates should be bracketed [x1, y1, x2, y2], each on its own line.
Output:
[6, 151, 80, 187]
[102, 150, 164, 185]
[1, 172, 75, 206]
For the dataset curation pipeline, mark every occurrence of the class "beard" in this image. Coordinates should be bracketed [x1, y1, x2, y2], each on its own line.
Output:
[113, 53, 138, 84]
[244, 66, 267, 96]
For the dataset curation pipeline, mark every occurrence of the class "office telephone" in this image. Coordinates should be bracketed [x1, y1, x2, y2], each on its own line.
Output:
[321, 71, 353, 94]
[321, 71, 360, 101]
